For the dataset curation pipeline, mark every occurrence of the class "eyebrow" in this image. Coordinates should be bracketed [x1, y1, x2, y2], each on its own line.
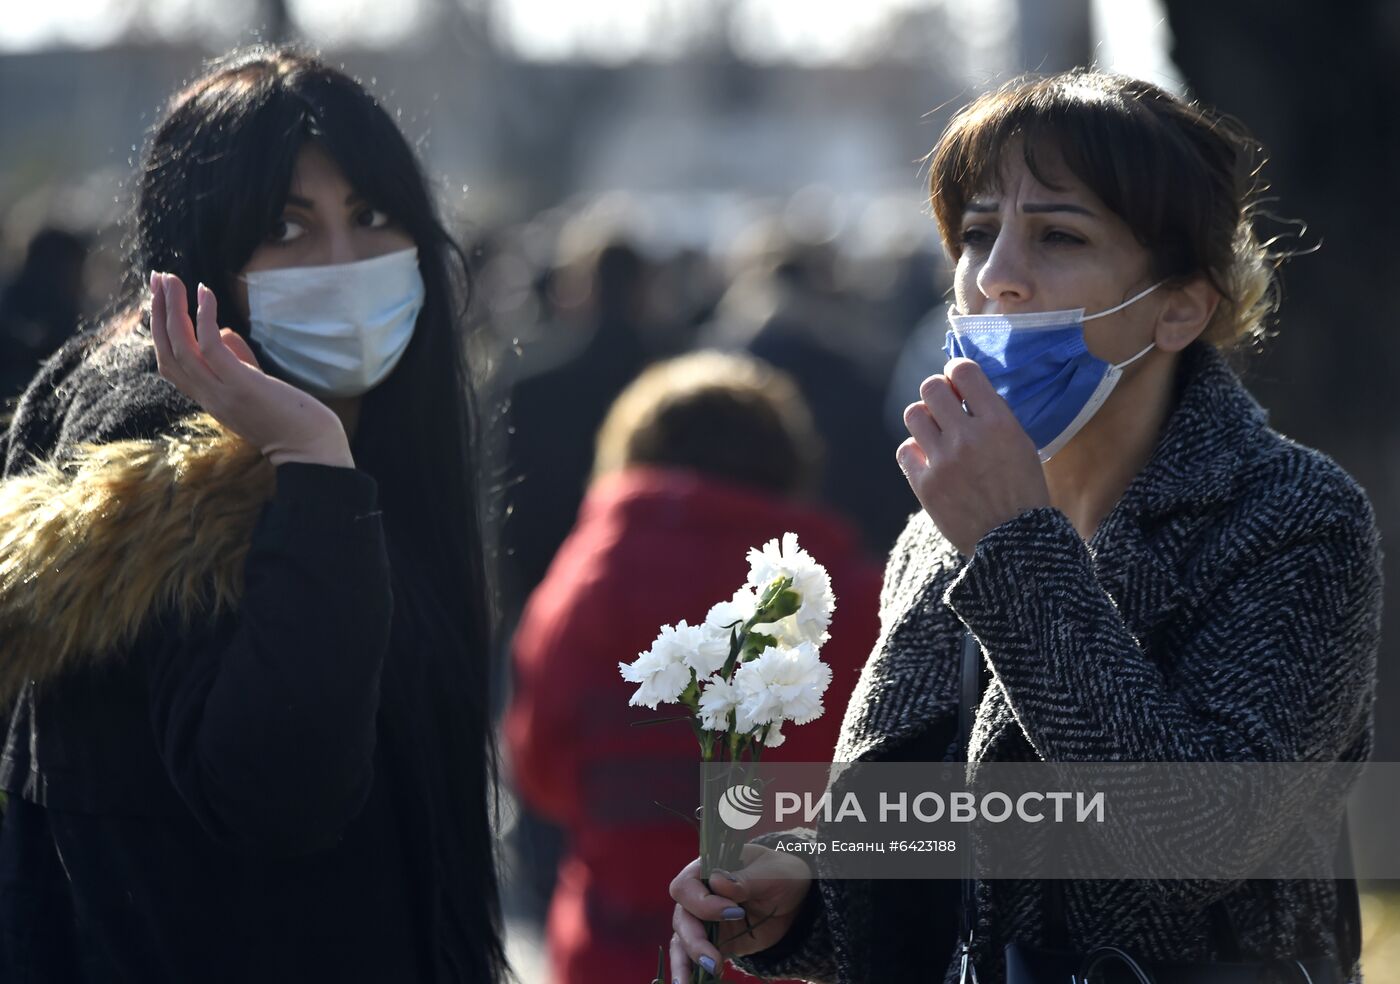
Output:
[284, 192, 365, 209]
[965, 201, 1096, 216]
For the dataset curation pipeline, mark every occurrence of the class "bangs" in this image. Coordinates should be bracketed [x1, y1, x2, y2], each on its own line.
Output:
[191, 58, 432, 268]
[930, 112, 1098, 236]
[927, 72, 1246, 283]
[240, 68, 432, 257]
[296, 79, 432, 243]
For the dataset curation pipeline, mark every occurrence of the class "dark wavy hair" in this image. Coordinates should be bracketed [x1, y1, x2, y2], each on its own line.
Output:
[103, 45, 507, 983]
[928, 70, 1283, 353]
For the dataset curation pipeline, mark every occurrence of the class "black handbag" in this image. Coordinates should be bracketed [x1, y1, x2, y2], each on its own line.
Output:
[954, 630, 1361, 984]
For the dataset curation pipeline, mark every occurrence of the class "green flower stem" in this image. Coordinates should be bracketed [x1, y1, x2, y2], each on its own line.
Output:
[689, 574, 798, 983]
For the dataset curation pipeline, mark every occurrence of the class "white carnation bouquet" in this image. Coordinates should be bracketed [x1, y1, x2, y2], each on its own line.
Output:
[619, 533, 837, 984]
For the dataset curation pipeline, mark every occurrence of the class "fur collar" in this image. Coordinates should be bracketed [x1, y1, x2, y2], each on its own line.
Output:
[0, 413, 273, 704]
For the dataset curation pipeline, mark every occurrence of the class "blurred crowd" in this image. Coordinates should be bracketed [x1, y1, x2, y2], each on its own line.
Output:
[0, 226, 91, 407]
[469, 193, 949, 982]
[474, 193, 946, 602]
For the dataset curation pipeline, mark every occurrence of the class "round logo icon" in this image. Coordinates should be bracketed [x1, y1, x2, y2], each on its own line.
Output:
[716, 783, 764, 831]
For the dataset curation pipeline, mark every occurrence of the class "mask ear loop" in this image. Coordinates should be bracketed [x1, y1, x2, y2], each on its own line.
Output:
[1083, 280, 1164, 372]
[1080, 280, 1165, 322]
[1109, 341, 1156, 371]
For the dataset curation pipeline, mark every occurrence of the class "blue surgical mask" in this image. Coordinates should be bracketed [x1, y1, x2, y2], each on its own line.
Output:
[942, 281, 1163, 461]
[241, 247, 424, 399]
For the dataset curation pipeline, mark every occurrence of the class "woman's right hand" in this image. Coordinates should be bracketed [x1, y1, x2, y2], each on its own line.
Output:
[149, 271, 354, 468]
[668, 843, 814, 982]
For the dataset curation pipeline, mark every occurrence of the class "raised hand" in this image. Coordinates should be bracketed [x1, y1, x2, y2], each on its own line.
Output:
[149, 271, 354, 468]
[898, 357, 1051, 556]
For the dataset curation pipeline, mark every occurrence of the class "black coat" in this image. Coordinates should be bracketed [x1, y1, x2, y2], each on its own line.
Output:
[0, 327, 463, 982]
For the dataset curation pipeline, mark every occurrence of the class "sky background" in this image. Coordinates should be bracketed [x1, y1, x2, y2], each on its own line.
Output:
[0, 0, 1179, 88]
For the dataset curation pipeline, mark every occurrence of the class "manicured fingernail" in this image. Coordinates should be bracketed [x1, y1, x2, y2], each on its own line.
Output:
[722, 905, 745, 920]
[698, 955, 716, 974]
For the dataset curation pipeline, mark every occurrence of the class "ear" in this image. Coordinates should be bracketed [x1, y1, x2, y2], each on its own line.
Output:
[1154, 275, 1220, 352]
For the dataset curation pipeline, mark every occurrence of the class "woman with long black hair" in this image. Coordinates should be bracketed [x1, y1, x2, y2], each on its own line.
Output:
[0, 46, 507, 983]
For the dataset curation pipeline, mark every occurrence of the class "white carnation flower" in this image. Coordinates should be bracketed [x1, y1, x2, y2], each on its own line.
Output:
[697, 675, 740, 732]
[762, 720, 787, 748]
[618, 623, 695, 709]
[704, 587, 758, 634]
[759, 613, 813, 650]
[746, 532, 836, 646]
[695, 624, 733, 677]
[698, 674, 768, 733]
[732, 642, 833, 728]
[666, 619, 730, 678]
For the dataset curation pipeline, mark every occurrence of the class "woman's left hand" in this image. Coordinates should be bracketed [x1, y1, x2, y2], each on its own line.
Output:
[898, 356, 1051, 557]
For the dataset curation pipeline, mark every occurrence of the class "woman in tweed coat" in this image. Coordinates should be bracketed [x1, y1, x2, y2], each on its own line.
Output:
[667, 71, 1383, 984]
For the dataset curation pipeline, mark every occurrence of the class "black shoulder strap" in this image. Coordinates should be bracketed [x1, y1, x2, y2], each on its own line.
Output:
[958, 629, 982, 947]
[1334, 816, 1362, 970]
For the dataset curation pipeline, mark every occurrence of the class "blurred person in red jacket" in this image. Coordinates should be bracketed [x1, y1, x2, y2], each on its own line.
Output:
[504, 350, 884, 984]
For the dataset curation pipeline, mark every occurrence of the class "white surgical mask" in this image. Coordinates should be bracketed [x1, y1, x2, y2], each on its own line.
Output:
[241, 247, 425, 398]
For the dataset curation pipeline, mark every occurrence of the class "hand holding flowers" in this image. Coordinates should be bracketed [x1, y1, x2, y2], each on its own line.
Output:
[620, 533, 838, 984]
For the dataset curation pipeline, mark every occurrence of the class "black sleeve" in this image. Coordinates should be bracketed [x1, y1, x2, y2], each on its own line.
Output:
[144, 460, 394, 856]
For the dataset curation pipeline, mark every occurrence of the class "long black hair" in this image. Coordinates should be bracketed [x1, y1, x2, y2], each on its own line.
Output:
[102, 45, 507, 983]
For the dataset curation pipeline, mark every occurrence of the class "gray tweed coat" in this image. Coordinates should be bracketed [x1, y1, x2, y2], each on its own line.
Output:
[730, 339, 1383, 984]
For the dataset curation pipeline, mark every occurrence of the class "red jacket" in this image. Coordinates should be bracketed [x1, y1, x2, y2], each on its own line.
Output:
[505, 467, 884, 984]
